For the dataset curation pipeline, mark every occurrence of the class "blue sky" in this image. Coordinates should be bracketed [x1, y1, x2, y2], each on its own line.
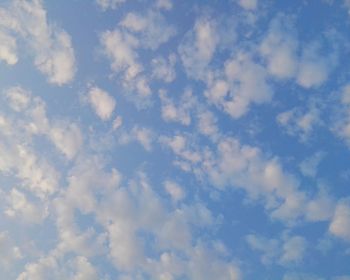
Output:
[1, 0, 350, 279]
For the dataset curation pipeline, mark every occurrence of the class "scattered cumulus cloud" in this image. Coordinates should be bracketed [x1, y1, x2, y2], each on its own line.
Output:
[1, 1, 350, 279]
[0, 0, 76, 85]
[87, 86, 116, 121]
[329, 199, 350, 242]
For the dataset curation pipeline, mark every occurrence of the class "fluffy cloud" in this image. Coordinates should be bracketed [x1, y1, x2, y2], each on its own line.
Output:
[246, 233, 306, 265]
[196, 110, 219, 139]
[329, 199, 350, 242]
[151, 54, 177, 83]
[179, 17, 218, 80]
[161, 133, 334, 224]
[164, 180, 185, 201]
[260, 16, 298, 79]
[87, 86, 116, 121]
[299, 152, 326, 178]
[5, 188, 48, 224]
[261, 16, 337, 88]
[277, 105, 322, 142]
[17, 255, 99, 280]
[101, 8, 175, 100]
[0, 0, 76, 85]
[206, 53, 273, 119]
[0, 30, 18, 65]
[119, 126, 154, 151]
[296, 43, 336, 88]
[49, 122, 83, 160]
[159, 89, 196, 125]
[120, 10, 176, 50]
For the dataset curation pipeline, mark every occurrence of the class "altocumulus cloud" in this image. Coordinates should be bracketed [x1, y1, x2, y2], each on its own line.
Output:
[0, 0, 350, 279]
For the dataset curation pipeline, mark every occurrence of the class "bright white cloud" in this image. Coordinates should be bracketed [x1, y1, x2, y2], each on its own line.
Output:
[0, 0, 76, 85]
[205, 53, 272, 119]
[88, 86, 116, 121]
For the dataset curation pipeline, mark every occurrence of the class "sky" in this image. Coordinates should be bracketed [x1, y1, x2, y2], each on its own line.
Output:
[0, 0, 350, 279]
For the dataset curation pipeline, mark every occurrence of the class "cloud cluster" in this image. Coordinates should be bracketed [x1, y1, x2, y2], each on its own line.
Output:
[0, 0, 76, 85]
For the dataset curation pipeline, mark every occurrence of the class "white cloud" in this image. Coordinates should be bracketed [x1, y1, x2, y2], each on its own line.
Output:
[159, 89, 196, 125]
[246, 233, 306, 265]
[71, 257, 99, 280]
[152, 54, 177, 83]
[197, 110, 219, 139]
[178, 17, 218, 79]
[100, 29, 141, 81]
[162, 134, 324, 223]
[156, 0, 173, 10]
[0, 30, 18, 65]
[296, 43, 337, 88]
[246, 234, 280, 264]
[260, 16, 298, 79]
[237, 0, 258, 10]
[5, 188, 48, 223]
[96, 0, 126, 10]
[305, 188, 335, 222]
[101, 9, 175, 101]
[0, 141, 60, 198]
[205, 53, 272, 119]
[277, 105, 321, 141]
[119, 126, 154, 151]
[260, 16, 337, 88]
[164, 180, 185, 201]
[100, 28, 151, 99]
[112, 116, 123, 130]
[17, 255, 99, 280]
[329, 199, 350, 242]
[5, 86, 30, 111]
[187, 244, 241, 280]
[280, 236, 306, 264]
[88, 86, 116, 121]
[120, 10, 176, 50]
[49, 122, 83, 160]
[0, 0, 76, 85]
[299, 152, 325, 178]
[6, 87, 83, 160]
